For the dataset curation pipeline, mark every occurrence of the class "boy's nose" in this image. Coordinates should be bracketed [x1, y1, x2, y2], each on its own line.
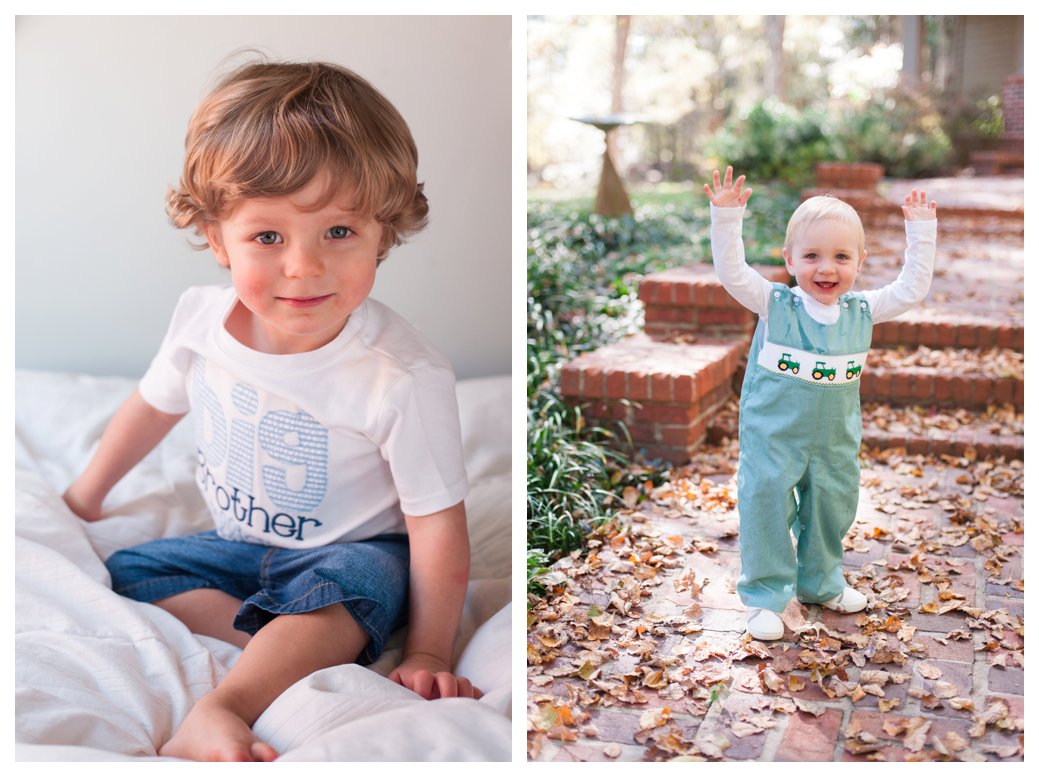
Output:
[284, 245, 324, 277]
[817, 259, 838, 276]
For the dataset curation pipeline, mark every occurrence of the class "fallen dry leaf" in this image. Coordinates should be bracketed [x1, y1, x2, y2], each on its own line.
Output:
[931, 681, 960, 699]
[969, 700, 1010, 738]
[903, 718, 932, 752]
[639, 707, 670, 731]
[917, 663, 943, 679]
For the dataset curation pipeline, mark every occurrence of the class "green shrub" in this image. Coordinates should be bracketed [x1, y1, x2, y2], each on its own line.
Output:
[831, 91, 953, 178]
[708, 90, 956, 183]
[706, 100, 835, 187]
[940, 92, 1005, 167]
[526, 206, 684, 560]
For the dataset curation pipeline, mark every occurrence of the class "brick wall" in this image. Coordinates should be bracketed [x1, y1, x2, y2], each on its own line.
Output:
[1003, 73, 1024, 139]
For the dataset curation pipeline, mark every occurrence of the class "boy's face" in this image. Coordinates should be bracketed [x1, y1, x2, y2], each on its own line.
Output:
[204, 174, 382, 354]
[782, 218, 866, 306]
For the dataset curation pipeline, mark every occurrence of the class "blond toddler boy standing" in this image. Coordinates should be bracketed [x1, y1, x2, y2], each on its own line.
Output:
[704, 166, 937, 641]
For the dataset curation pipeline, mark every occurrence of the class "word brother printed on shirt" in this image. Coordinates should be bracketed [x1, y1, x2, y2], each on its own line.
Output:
[192, 358, 327, 543]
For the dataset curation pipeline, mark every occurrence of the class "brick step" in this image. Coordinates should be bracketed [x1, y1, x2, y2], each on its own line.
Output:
[559, 333, 747, 464]
[803, 188, 1024, 222]
[862, 346, 1024, 409]
[971, 148, 1024, 176]
[872, 317, 1023, 351]
[639, 264, 789, 339]
[707, 399, 1023, 461]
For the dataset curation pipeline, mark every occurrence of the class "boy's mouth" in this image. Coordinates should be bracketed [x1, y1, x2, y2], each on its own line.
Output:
[815, 281, 838, 290]
[278, 294, 334, 308]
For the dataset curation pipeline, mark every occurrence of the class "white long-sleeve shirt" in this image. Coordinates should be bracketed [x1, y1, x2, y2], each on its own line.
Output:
[709, 203, 936, 325]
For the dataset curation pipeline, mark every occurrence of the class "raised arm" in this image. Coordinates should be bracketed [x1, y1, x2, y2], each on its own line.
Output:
[388, 501, 482, 700]
[861, 189, 937, 323]
[62, 389, 185, 521]
[705, 166, 772, 317]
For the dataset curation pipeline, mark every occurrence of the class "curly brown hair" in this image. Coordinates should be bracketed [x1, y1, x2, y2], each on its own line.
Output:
[167, 60, 428, 260]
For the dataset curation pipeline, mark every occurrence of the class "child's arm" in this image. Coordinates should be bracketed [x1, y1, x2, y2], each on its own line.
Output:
[389, 501, 481, 699]
[62, 389, 185, 521]
[703, 166, 772, 317]
[860, 190, 937, 324]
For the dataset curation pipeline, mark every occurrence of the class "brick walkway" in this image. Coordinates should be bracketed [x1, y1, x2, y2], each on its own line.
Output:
[527, 442, 1024, 761]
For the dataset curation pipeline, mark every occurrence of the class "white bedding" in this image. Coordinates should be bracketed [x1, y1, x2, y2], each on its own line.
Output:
[14, 369, 512, 761]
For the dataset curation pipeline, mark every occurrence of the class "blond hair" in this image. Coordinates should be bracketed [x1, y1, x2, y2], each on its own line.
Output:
[167, 60, 428, 260]
[784, 195, 865, 256]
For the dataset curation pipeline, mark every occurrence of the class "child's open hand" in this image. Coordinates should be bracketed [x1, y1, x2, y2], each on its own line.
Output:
[704, 166, 752, 208]
[389, 652, 483, 700]
[902, 189, 937, 221]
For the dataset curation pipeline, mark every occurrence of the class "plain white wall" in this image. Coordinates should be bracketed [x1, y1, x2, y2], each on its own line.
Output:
[16, 15, 511, 380]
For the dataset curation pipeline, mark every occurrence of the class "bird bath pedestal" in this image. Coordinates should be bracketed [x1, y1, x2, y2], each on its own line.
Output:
[573, 114, 645, 218]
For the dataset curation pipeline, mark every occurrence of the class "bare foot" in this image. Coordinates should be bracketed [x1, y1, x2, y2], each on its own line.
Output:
[159, 695, 278, 762]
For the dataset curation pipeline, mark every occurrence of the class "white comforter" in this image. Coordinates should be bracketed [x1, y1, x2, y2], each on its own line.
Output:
[14, 370, 512, 761]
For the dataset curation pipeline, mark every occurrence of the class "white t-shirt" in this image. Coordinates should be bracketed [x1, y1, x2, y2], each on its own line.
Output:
[138, 285, 469, 548]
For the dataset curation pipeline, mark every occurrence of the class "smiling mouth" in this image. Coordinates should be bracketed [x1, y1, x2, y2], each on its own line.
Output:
[815, 281, 838, 289]
[277, 294, 333, 308]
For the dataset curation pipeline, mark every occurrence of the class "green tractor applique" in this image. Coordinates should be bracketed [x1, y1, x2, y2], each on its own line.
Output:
[812, 360, 836, 381]
[846, 360, 862, 379]
[777, 353, 800, 374]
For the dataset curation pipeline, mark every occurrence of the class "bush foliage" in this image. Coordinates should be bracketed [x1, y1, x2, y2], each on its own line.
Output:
[706, 88, 972, 184]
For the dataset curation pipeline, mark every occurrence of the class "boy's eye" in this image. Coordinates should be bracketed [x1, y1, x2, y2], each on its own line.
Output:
[327, 226, 353, 239]
[255, 231, 281, 245]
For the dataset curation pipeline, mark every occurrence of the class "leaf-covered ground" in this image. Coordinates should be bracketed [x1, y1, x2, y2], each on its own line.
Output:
[527, 434, 1023, 762]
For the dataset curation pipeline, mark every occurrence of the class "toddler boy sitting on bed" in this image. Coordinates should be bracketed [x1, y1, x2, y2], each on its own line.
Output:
[62, 60, 479, 762]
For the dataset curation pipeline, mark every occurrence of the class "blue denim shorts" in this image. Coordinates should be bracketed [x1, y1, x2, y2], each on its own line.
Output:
[105, 530, 410, 665]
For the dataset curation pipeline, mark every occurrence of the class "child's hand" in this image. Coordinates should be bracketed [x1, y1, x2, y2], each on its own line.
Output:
[389, 652, 483, 700]
[902, 189, 937, 220]
[704, 165, 752, 208]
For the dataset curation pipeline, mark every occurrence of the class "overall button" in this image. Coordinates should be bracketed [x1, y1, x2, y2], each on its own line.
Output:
[774, 291, 781, 299]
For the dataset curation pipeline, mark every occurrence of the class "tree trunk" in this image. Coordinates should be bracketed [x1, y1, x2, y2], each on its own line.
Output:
[607, 15, 631, 163]
[764, 16, 786, 101]
[900, 15, 924, 90]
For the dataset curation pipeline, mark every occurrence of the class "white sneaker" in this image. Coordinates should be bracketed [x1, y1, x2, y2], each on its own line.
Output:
[746, 608, 785, 640]
[821, 587, 867, 613]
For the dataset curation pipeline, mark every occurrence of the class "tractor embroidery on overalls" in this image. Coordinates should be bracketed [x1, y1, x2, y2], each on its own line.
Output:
[759, 342, 867, 386]
[811, 361, 836, 381]
[777, 353, 800, 374]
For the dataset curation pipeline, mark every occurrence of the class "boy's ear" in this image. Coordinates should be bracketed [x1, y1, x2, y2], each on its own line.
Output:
[782, 247, 794, 274]
[856, 249, 868, 274]
[202, 223, 230, 268]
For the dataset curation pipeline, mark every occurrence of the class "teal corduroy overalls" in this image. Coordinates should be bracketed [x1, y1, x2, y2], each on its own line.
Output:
[736, 283, 873, 612]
